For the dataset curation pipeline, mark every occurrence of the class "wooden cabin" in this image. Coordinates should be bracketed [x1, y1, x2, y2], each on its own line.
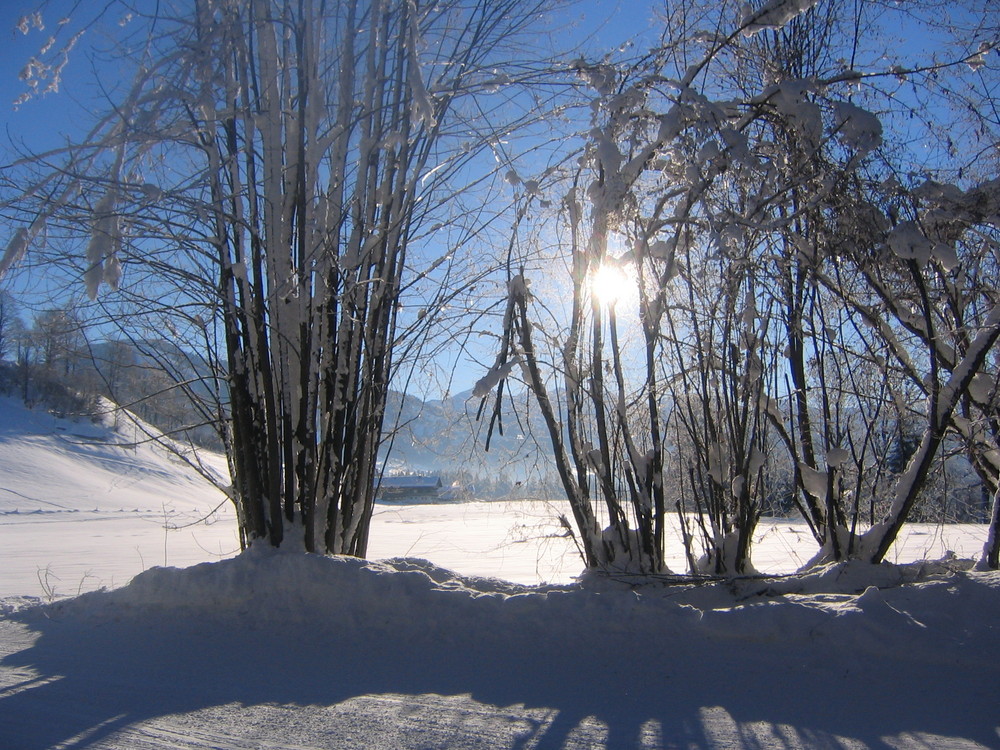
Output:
[376, 475, 444, 503]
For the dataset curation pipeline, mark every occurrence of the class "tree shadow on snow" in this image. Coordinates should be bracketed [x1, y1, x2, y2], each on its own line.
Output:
[0, 574, 998, 750]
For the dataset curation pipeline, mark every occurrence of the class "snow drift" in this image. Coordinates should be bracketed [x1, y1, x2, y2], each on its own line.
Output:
[2, 547, 998, 749]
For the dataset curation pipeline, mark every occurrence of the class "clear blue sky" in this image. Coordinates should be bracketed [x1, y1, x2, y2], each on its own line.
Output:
[2, 4, 95, 155]
[0, 1, 661, 154]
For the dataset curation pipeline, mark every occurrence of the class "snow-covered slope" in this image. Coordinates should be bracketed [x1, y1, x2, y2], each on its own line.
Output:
[0, 396, 230, 516]
[0, 396, 238, 597]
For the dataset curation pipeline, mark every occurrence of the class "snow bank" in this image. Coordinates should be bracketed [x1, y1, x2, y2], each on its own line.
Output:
[28, 546, 1000, 669]
[4, 549, 998, 749]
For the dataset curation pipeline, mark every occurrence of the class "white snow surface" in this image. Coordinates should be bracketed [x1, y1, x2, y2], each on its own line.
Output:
[2, 548, 998, 749]
[1, 397, 999, 748]
[0, 391, 986, 597]
[0, 396, 239, 598]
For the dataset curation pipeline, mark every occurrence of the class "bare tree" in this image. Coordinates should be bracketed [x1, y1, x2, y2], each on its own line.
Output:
[3, 0, 556, 555]
[484, 0, 1000, 574]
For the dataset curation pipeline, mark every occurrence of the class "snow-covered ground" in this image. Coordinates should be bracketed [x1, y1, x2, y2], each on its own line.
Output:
[2, 549, 998, 749]
[1, 397, 998, 748]
[0, 396, 989, 597]
[0, 396, 239, 599]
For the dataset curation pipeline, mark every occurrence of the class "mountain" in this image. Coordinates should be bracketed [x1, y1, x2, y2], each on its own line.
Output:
[382, 386, 557, 488]
[8, 329, 558, 491]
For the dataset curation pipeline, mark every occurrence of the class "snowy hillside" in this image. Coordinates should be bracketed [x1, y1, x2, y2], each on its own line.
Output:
[0, 396, 238, 598]
[0, 396, 231, 517]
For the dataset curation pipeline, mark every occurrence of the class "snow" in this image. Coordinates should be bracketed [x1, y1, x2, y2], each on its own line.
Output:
[740, 0, 822, 35]
[84, 192, 122, 300]
[831, 101, 883, 156]
[1, 397, 999, 748]
[0, 397, 238, 598]
[888, 220, 933, 264]
[2, 548, 998, 748]
[763, 79, 823, 145]
[0, 395, 989, 595]
[471, 357, 520, 399]
[0, 227, 29, 278]
[798, 462, 828, 501]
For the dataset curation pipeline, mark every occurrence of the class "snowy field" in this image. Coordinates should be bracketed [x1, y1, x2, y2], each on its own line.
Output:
[1, 398, 999, 749]
[1, 484, 990, 600]
[6, 495, 990, 599]
[0, 397, 990, 598]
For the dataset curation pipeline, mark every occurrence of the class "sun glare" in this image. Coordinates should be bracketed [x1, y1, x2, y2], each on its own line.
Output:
[590, 262, 635, 309]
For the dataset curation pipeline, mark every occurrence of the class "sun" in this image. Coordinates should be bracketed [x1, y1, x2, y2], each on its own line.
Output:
[590, 261, 636, 309]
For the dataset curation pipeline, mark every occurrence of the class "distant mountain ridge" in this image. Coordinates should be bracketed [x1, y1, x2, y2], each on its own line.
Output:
[382, 386, 554, 486]
[5, 332, 557, 491]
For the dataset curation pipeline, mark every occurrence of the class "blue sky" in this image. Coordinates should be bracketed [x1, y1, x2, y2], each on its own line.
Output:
[0, 1, 663, 397]
[0, 1, 661, 154]
[2, 1, 991, 397]
[2, 4, 94, 155]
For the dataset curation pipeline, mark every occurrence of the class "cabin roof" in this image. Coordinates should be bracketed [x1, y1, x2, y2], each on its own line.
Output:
[379, 475, 442, 490]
